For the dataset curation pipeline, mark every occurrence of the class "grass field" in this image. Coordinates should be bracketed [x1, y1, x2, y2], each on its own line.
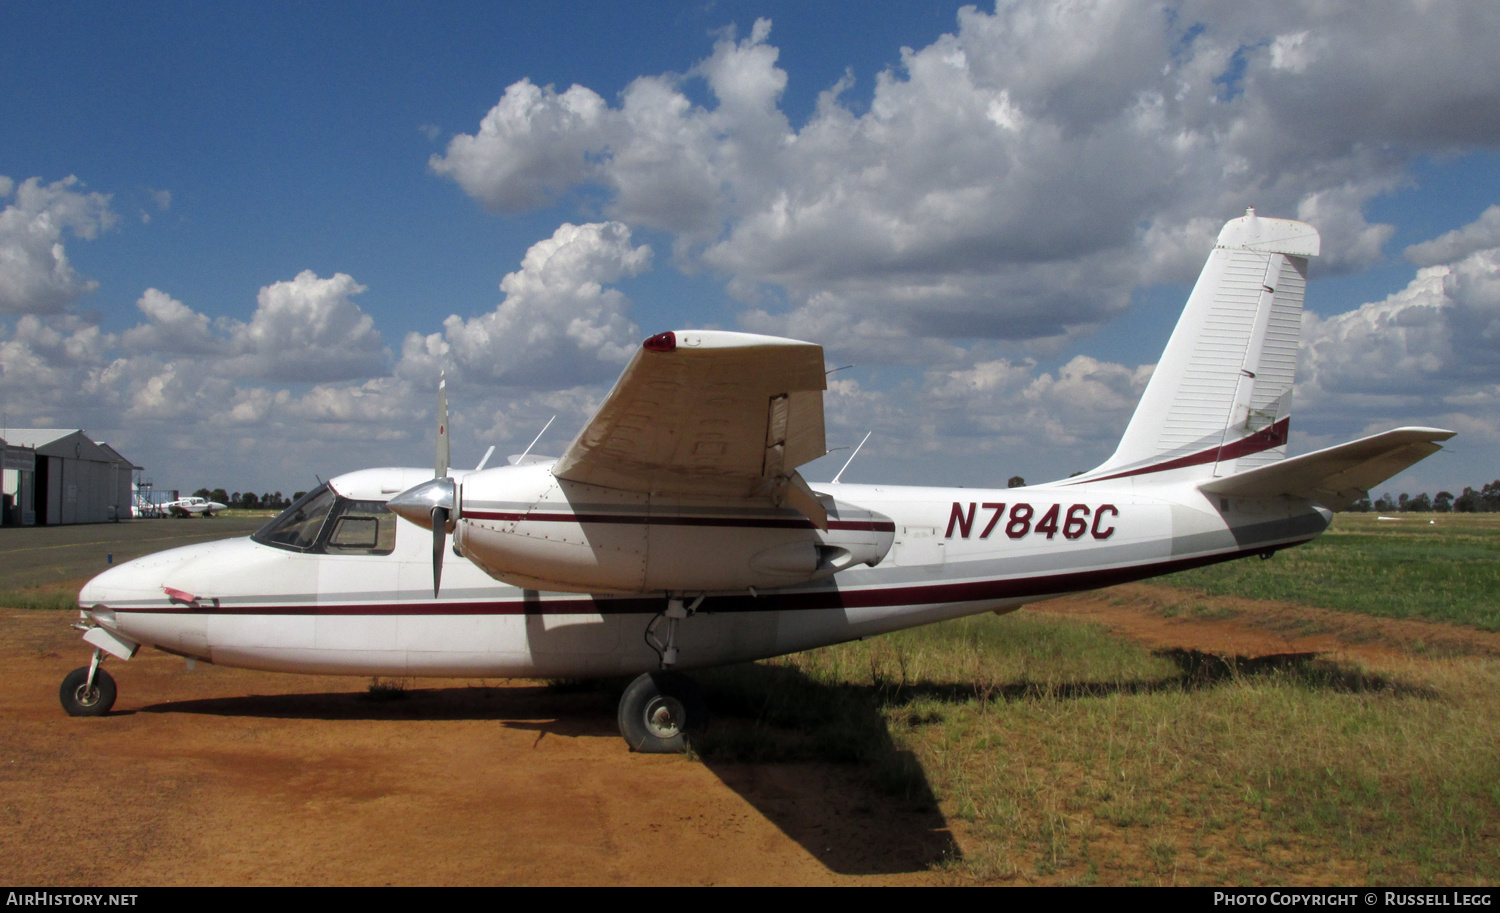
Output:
[1158, 513, 1500, 630]
[695, 616, 1500, 885]
[691, 513, 1500, 885]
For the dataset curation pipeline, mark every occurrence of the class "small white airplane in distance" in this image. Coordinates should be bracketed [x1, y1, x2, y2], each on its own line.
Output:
[158, 496, 229, 519]
[65, 210, 1453, 752]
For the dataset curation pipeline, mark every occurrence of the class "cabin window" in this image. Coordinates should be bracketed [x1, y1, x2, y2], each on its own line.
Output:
[323, 501, 397, 555]
[253, 485, 396, 556]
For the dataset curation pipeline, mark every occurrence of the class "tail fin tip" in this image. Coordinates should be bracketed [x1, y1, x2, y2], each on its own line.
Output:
[1218, 208, 1321, 258]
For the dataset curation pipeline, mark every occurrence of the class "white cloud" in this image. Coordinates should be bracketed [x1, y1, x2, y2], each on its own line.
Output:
[0, 176, 116, 314]
[400, 221, 651, 388]
[1406, 205, 1500, 266]
[431, 4, 1500, 360]
[0, 223, 655, 492]
[913, 353, 1153, 461]
[219, 271, 386, 382]
[1302, 250, 1500, 399]
[11, 5, 1500, 494]
[117, 274, 388, 383]
[1298, 208, 1500, 451]
[0, 314, 112, 406]
[119, 289, 221, 356]
[429, 79, 611, 211]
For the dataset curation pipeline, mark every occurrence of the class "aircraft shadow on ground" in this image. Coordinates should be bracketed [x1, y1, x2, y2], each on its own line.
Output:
[139, 682, 619, 735]
[132, 647, 1431, 878]
[138, 674, 958, 876]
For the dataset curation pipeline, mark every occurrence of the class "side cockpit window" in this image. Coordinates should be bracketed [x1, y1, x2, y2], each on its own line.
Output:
[253, 484, 396, 556]
[323, 500, 397, 555]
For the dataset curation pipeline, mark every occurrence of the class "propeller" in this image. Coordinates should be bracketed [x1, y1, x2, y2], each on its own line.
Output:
[388, 373, 457, 597]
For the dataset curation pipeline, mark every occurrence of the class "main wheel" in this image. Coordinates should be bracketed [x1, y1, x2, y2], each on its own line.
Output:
[617, 672, 706, 753]
[60, 666, 116, 717]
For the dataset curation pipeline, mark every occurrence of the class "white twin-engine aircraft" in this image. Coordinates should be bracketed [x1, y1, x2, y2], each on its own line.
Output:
[159, 496, 230, 519]
[66, 211, 1452, 752]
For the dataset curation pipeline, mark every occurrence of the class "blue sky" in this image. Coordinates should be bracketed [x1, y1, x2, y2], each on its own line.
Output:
[3, 1, 1499, 500]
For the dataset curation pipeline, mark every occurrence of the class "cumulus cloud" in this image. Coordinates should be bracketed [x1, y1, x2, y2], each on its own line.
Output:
[219, 271, 386, 382]
[117, 274, 388, 383]
[430, 80, 611, 211]
[0, 225, 654, 492]
[0, 176, 116, 314]
[0, 314, 112, 407]
[119, 289, 221, 356]
[1406, 205, 1500, 266]
[1298, 206, 1500, 450]
[430, 3, 1500, 361]
[900, 353, 1153, 464]
[1302, 249, 1500, 399]
[398, 221, 651, 388]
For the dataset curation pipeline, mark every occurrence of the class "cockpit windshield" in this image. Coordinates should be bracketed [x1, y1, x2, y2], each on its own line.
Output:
[252, 484, 397, 555]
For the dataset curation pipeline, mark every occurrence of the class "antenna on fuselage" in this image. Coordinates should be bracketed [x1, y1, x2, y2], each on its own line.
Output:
[474, 445, 496, 472]
[516, 415, 556, 463]
[831, 431, 872, 484]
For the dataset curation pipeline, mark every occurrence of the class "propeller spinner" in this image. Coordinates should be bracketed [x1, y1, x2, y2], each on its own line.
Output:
[387, 373, 457, 596]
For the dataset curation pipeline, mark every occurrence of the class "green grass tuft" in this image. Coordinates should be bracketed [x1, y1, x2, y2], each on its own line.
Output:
[0, 586, 80, 611]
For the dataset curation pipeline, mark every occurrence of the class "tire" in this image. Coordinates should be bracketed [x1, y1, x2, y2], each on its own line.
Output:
[60, 666, 116, 717]
[617, 672, 706, 753]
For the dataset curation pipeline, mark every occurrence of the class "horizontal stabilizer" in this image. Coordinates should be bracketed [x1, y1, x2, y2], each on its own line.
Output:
[1199, 427, 1455, 510]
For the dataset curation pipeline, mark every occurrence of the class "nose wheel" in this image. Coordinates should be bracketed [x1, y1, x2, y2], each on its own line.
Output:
[617, 672, 706, 753]
[60, 661, 117, 717]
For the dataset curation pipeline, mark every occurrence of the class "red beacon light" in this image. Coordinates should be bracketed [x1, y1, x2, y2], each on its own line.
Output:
[642, 331, 677, 353]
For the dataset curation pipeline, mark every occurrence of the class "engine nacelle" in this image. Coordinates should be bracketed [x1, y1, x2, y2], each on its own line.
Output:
[452, 464, 892, 594]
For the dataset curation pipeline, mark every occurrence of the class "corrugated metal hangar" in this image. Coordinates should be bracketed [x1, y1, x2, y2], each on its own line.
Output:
[1, 429, 139, 526]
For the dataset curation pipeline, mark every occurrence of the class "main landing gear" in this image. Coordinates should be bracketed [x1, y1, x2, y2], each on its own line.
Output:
[617, 671, 707, 753]
[620, 595, 710, 752]
[60, 651, 117, 717]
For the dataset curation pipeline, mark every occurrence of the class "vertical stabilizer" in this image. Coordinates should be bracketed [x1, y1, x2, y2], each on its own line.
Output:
[1082, 210, 1320, 484]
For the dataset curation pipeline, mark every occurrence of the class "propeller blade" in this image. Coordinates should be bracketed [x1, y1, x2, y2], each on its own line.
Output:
[435, 372, 450, 480]
[431, 506, 449, 597]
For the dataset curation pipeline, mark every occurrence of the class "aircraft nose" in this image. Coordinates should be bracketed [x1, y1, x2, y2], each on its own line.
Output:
[79, 556, 170, 609]
[77, 537, 256, 610]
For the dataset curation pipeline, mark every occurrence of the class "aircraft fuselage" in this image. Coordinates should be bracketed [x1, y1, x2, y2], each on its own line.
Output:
[77, 467, 1329, 680]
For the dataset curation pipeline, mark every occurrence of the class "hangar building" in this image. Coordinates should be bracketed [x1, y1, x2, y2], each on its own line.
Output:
[0, 429, 139, 525]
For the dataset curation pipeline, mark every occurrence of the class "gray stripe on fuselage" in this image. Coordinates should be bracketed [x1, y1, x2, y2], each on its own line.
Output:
[1170, 511, 1328, 557]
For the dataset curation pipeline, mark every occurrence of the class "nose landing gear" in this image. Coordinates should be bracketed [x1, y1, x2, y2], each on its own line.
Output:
[60, 652, 117, 717]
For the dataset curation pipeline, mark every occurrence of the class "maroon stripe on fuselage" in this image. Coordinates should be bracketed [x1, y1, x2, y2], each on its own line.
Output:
[113, 539, 1308, 618]
[1073, 417, 1290, 484]
[462, 510, 894, 533]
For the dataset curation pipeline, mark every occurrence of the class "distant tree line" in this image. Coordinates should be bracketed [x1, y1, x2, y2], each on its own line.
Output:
[192, 489, 302, 511]
[1345, 480, 1500, 513]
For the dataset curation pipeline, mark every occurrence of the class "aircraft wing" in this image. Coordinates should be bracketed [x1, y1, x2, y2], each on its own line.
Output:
[552, 330, 830, 526]
[1199, 426, 1455, 510]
